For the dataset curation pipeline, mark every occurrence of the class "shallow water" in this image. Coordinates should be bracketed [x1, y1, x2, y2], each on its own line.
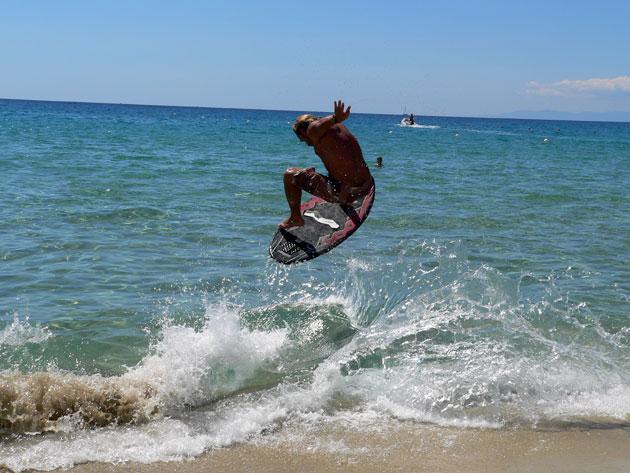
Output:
[1, 99, 629, 471]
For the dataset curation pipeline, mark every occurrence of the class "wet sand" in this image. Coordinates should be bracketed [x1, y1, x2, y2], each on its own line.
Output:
[52, 422, 630, 473]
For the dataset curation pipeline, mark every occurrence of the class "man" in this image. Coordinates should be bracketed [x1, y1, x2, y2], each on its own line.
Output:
[280, 100, 373, 229]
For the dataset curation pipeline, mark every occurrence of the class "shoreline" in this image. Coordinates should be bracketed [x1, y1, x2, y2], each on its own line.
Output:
[44, 422, 630, 473]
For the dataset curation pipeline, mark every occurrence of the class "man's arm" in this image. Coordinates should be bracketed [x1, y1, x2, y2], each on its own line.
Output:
[306, 100, 351, 143]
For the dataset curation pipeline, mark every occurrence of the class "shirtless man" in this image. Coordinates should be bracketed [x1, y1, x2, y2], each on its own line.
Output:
[280, 100, 373, 228]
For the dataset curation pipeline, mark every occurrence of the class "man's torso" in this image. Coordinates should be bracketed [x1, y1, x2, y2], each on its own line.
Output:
[314, 125, 371, 187]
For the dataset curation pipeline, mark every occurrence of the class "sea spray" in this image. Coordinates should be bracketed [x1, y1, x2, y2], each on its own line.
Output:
[322, 252, 630, 428]
[0, 314, 51, 347]
[127, 303, 288, 407]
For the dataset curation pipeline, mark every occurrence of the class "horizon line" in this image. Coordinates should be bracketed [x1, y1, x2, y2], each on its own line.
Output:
[0, 96, 473, 118]
[2, 97, 629, 124]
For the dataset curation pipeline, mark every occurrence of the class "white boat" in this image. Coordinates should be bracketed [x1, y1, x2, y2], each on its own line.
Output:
[400, 117, 415, 126]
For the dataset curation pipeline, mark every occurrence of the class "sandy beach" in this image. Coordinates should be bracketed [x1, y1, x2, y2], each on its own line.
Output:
[37, 422, 629, 473]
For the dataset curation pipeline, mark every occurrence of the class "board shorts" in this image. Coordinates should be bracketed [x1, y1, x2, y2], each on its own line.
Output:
[292, 167, 373, 204]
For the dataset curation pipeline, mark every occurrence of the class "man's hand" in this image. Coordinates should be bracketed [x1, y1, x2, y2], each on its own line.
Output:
[306, 100, 350, 143]
[334, 100, 351, 123]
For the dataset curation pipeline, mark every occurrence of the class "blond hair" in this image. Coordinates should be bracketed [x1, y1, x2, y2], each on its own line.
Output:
[292, 114, 317, 136]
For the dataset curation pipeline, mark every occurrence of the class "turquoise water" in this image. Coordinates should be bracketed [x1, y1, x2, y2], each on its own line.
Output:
[1, 99, 629, 470]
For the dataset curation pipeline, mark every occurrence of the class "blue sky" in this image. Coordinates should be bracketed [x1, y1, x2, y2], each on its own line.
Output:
[2, 0, 629, 115]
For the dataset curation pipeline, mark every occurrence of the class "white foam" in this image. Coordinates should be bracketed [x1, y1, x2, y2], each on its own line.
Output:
[1, 419, 211, 471]
[539, 377, 630, 423]
[368, 396, 502, 429]
[398, 123, 440, 129]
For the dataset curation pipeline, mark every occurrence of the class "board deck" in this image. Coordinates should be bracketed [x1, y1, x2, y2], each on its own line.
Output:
[269, 184, 375, 264]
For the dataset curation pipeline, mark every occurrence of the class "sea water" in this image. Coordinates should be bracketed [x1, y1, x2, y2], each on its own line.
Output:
[0, 99, 629, 470]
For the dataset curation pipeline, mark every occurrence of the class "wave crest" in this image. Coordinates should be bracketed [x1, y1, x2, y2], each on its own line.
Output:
[0, 373, 157, 434]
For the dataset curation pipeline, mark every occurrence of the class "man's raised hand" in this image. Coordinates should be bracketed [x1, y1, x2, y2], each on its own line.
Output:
[334, 100, 351, 123]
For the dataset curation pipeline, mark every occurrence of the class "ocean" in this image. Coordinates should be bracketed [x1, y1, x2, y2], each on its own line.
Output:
[1, 99, 629, 471]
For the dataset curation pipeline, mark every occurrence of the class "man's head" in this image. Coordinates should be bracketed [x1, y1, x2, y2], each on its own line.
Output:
[292, 114, 316, 146]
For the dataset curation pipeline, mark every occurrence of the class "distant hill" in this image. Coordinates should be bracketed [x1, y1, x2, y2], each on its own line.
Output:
[491, 110, 630, 123]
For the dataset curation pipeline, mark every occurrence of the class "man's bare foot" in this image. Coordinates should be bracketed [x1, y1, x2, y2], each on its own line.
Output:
[279, 215, 305, 229]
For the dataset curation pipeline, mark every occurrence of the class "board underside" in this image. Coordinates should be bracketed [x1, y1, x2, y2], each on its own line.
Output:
[269, 185, 375, 264]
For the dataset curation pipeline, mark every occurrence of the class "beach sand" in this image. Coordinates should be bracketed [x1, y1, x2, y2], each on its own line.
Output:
[49, 422, 630, 473]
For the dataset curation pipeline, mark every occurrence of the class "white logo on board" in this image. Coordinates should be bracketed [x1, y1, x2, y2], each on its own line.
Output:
[304, 210, 339, 229]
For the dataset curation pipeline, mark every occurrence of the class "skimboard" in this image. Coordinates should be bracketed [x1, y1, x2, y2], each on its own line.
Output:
[269, 184, 375, 264]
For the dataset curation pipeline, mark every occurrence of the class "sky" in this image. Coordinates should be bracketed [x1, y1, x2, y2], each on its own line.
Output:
[2, 0, 630, 116]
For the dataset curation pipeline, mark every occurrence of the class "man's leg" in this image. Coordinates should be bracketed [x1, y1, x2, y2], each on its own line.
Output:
[279, 167, 340, 228]
[279, 167, 307, 228]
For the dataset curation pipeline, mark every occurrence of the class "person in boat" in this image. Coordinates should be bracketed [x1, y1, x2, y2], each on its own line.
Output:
[408, 113, 415, 125]
[280, 100, 373, 229]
